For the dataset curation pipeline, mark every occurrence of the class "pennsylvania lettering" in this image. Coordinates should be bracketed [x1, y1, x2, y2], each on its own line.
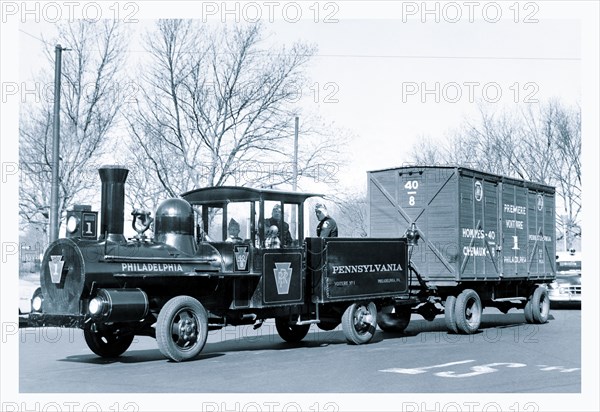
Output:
[331, 263, 403, 275]
[121, 263, 184, 272]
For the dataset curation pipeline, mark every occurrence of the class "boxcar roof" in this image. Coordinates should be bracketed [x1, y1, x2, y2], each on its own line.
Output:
[181, 186, 323, 206]
[368, 165, 555, 193]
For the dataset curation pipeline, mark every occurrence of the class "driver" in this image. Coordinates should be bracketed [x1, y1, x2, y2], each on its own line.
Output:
[266, 204, 293, 247]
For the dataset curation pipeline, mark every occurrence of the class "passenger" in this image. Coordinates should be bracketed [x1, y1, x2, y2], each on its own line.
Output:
[226, 218, 243, 242]
[266, 204, 293, 247]
[315, 203, 338, 238]
[265, 225, 281, 249]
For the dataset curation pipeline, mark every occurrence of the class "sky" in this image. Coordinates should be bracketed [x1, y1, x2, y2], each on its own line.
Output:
[13, 4, 583, 193]
[2, 1, 599, 411]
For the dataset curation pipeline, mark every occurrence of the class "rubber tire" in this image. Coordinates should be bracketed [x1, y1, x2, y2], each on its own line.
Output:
[342, 302, 378, 344]
[156, 296, 208, 362]
[84, 323, 135, 358]
[377, 305, 411, 333]
[523, 300, 534, 323]
[275, 317, 310, 342]
[525, 286, 550, 324]
[454, 289, 482, 334]
[444, 296, 459, 334]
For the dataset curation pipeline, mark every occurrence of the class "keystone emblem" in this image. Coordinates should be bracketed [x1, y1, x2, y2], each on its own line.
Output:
[234, 246, 249, 271]
[49, 255, 65, 284]
[274, 262, 292, 295]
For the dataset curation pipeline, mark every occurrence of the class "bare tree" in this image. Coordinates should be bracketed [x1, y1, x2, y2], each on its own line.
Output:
[331, 189, 369, 238]
[19, 20, 127, 242]
[543, 102, 581, 248]
[125, 20, 342, 209]
[406, 100, 582, 249]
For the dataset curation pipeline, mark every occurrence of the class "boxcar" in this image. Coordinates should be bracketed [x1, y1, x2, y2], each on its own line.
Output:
[368, 165, 556, 333]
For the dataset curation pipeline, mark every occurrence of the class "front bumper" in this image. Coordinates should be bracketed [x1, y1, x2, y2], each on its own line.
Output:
[548, 286, 581, 303]
[24, 312, 85, 328]
[548, 293, 581, 303]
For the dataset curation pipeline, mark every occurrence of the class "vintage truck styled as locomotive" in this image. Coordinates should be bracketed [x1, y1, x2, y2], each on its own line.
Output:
[26, 165, 556, 362]
[27, 166, 409, 361]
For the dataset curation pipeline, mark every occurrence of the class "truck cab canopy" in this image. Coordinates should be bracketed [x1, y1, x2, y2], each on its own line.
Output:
[182, 186, 323, 206]
[181, 186, 324, 247]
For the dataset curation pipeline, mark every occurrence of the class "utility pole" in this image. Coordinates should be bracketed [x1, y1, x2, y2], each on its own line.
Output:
[49, 44, 64, 242]
[291, 116, 299, 238]
[293, 116, 299, 191]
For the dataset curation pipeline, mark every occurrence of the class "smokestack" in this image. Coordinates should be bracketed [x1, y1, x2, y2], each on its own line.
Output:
[99, 165, 129, 243]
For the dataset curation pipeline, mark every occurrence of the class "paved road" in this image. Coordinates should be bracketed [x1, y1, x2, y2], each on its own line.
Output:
[19, 307, 580, 395]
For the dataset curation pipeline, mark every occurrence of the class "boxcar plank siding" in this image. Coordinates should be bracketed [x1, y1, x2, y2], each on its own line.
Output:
[368, 166, 555, 286]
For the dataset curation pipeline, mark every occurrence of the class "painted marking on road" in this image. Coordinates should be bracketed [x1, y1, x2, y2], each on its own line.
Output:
[380, 360, 475, 375]
[380, 361, 580, 378]
[537, 365, 581, 373]
[435, 362, 526, 378]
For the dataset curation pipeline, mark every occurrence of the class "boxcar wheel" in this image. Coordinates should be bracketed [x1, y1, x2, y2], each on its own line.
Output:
[525, 286, 550, 324]
[84, 323, 134, 358]
[156, 296, 208, 362]
[342, 302, 377, 344]
[377, 305, 411, 333]
[275, 317, 310, 342]
[454, 289, 482, 334]
[523, 299, 534, 323]
[444, 296, 459, 334]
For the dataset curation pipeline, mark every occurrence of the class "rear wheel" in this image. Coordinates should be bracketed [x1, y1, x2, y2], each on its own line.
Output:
[156, 296, 208, 362]
[525, 286, 550, 324]
[454, 289, 482, 334]
[84, 323, 134, 358]
[444, 295, 458, 334]
[275, 317, 310, 342]
[377, 305, 411, 333]
[342, 302, 377, 344]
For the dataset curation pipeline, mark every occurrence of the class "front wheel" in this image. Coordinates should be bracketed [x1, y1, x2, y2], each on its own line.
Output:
[524, 286, 550, 324]
[342, 302, 377, 344]
[454, 289, 482, 334]
[84, 323, 134, 358]
[377, 305, 411, 333]
[156, 296, 208, 362]
[275, 317, 310, 342]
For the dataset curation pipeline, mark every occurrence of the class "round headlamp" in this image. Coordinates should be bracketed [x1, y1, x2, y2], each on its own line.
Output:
[32, 295, 43, 312]
[88, 296, 105, 317]
[66, 215, 80, 233]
